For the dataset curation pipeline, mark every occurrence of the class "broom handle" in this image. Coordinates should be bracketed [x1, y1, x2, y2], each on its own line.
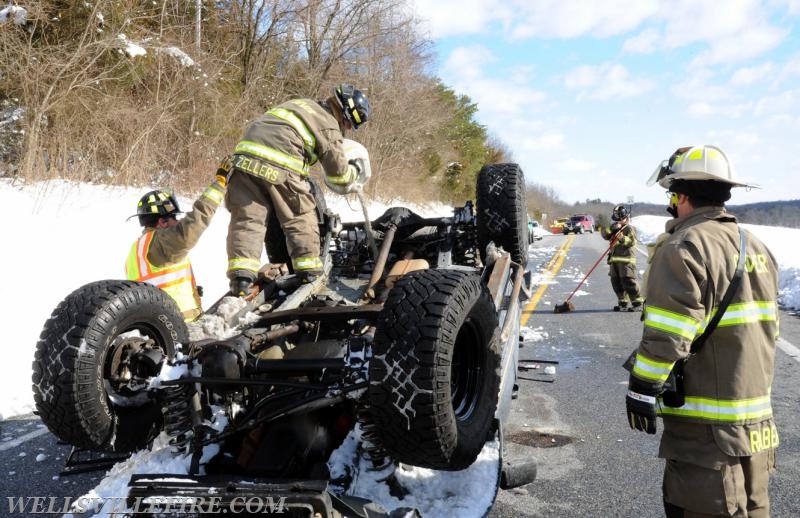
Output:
[563, 225, 627, 303]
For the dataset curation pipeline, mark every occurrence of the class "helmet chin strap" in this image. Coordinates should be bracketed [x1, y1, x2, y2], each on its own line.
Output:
[667, 191, 679, 218]
[667, 204, 678, 218]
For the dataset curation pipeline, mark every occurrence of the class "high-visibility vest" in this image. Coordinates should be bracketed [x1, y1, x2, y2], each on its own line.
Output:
[125, 230, 201, 321]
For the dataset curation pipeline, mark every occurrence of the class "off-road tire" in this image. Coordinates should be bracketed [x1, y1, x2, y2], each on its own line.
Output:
[32, 280, 186, 452]
[369, 269, 500, 470]
[476, 163, 529, 266]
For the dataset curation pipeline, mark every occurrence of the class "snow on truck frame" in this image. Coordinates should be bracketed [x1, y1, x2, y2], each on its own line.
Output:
[32, 163, 535, 517]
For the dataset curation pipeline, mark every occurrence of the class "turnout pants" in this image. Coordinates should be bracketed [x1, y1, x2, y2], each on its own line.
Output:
[608, 262, 642, 303]
[662, 450, 774, 517]
[660, 420, 777, 517]
[226, 170, 320, 279]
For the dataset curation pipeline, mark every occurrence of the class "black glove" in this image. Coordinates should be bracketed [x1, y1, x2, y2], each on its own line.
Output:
[626, 377, 660, 434]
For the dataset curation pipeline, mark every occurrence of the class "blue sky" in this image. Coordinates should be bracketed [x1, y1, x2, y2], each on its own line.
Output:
[411, 0, 800, 206]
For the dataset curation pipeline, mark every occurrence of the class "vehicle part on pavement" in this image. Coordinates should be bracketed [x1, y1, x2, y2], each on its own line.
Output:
[476, 163, 529, 267]
[33, 280, 186, 452]
[554, 226, 626, 313]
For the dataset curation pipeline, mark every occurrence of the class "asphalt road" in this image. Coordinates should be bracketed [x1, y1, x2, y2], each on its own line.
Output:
[491, 232, 800, 518]
[1, 232, 799, 517]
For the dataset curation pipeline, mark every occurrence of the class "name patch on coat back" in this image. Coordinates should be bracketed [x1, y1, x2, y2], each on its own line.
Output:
[233, 155, 286, 184]
[733, 253, 770, 274]
[749, 423, 779, 453]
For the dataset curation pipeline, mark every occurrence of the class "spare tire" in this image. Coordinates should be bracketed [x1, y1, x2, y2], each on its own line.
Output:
[369, 269, 500, 470]
[32, 280, 186, 453]
[476, 163, 529, 266]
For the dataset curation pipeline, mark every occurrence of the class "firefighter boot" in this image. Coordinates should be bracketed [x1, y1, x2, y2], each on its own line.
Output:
[297, 269, 323, 284]
[613, 300, 628, 312]
[229, 276, 254, 297]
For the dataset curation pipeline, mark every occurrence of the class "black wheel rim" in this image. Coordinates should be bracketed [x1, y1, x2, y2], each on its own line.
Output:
[102, 322, 169, 407]
[451, 317, 484, 421]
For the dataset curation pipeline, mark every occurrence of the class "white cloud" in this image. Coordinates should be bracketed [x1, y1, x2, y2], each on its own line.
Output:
[730, 62, 774, 86]
[622, 28, 661, 54]
[555, 158, 595, 171]
[704, 129, 762, 150]
[412, 0, 659, 40]
[521, 133, 566, 151]
[443, 45, 497, 81]
[753, 89, 800, 117]
[777, 54, 800, 84]
[508, 0, 659, 39]
[690, 26, 787, 67]
[765, 114, 800, 128]
[410, 0, 500, 38]
[686, 101, 752, 119]
[564, 62, 655, 101]
[688, 102, 714, 117]
[777, 0, 800, 15]
[671, 68, 735, 102]
[442, 45, 548, 118]
[622, 0, 788, 65]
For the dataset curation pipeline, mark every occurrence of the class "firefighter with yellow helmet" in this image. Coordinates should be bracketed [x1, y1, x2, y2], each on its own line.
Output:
[626, 145, 779, 516]
[126, 172, 228, 321]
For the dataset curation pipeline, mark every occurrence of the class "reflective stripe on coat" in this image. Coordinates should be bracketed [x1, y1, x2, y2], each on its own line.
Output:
[633, 206, 779, 427]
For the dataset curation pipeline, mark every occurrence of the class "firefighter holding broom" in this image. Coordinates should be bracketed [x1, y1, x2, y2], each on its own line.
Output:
[600, 204, 644, 312]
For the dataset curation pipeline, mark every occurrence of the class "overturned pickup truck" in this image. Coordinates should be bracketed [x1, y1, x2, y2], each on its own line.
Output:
[32, 163, 533, 517]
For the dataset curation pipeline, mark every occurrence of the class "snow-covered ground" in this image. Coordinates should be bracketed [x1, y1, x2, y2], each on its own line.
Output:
[2, 178, 799, 516]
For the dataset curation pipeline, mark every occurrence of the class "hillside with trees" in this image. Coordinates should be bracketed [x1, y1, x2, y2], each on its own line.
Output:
[0, 0, 507, 204]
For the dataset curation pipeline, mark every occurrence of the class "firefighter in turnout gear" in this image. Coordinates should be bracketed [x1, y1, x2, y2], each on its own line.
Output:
[225, 84, 371, 296]
[627, 145, 779, 517]
[600, 204, 643, 311]
[126, 171, 228, 321]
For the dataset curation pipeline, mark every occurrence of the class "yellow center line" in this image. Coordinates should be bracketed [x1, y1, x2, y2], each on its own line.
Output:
[521, 234, 576, 327]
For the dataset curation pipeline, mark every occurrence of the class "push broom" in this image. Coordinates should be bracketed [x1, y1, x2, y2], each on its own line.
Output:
[553, 226, 626, 313]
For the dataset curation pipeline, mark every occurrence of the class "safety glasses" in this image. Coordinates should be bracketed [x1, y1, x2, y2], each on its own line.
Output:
[667, 191, 679, 205]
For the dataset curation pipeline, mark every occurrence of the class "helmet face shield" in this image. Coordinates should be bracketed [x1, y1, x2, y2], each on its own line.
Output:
[647, 160, 670, 187]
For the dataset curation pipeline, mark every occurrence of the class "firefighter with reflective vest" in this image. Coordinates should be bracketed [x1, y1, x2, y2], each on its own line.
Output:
[126, 173, 227, 321]
[225, 84, 371, 296]
[600, 204, 644, 311]
[626, 145, 779, 517]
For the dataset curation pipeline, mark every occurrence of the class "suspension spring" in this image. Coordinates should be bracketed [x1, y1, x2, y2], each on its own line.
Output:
[162, 383, 197, 452]
[356, 404, 392, 470]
